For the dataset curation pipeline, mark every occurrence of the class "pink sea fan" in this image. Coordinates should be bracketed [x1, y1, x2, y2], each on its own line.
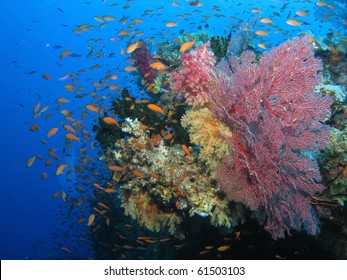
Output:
[171, 42, 216, 107]
[212, 36, 332, 239]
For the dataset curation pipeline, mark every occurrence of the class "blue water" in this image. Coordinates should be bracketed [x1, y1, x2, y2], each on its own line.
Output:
[0, 0, 345, 259]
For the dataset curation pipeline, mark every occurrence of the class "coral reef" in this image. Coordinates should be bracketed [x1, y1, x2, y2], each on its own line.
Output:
[106, 118, 244, 238]
[171, 42, 216, 107]
[210, 36, 332, 239]
[181, 107, 232, 175]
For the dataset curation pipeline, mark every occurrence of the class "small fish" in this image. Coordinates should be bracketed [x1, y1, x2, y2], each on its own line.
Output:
[86, 104, 98, 112]
[42, 73, 52, 80]
[217, 245, 230, 252]
[60, 247, 73, 253]
[189, 1, 203, 6]
[315, 1, 327, 7]
[29, 124, 40, 131]
[26, 156, 36, 168]
[56, 164, 69, 175]
[124, 66, 137, 72]
[181, 144, 191, 156]
[65, 134, 80, 141]
[94, 16, 105, 22]
[103, 15, 115, 21]
[98, 202, 110, 211]
[149, 61, 166, 70]
[159, 238, 172, 243]
[251, 8, 261, 13]
[133, 170, 144, 177]
[56, 97, 69, 104]
[47, 127, 58, 137]
[59, 50, 72, 59]
[147, 104, 165, 115]
[295, 10, 308, 17]
[179, 41, 195, 53]
[126, 41, 140, 54]
[87, 214, 95, 227]
[286, 19, 300, 26]
[166, 22, 178, 27]
[63, 124, 75, 133]
[260, 18, 272, 24]
[257, 43, 266, 49]
[103, 117, 118, 125]
[108, 165, 125, 172]
[255, 30, 268, 36]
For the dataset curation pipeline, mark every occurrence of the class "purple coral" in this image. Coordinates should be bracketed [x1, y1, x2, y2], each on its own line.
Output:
[212, 36, 332, 239]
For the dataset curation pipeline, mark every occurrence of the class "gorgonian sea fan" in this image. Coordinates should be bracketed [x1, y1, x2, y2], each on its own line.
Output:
[210, 35, 332, 239]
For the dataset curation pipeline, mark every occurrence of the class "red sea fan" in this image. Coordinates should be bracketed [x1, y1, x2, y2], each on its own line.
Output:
[171, 42, 216, 107]
[212, 36, 332, 239]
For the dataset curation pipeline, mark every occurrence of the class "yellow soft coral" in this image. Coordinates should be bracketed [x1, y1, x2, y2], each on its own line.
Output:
[181, 107, 232, 175]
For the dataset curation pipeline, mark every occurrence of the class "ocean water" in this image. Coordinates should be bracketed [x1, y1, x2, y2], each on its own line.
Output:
[0, 0, 346, 260]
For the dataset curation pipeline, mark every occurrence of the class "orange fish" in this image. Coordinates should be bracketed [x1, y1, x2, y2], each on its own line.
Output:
[147, 104, 165, 115]
[126, 41, 140, 54]
[42, 73, 52, 80]
[103, 117, 118, 125]
[108, 165, 125, 172]
[181, 144, 191, 156]
[133, 170, 144, 177]
[149, 61, 166, 70]
[103, 15, 115, 21]
[98, 202, 110, 211]
[56, 164, 69, 175]
[257, 43, 266, 49]
[86, 104, 98, 112]
[94, 16, 104, 22]
[286, 19, 300, 26]
[296, 10, 308, 17]
[251, 8, 261, 13]
[65, 134, 80, 141]
[159, 238, 172, 242]
[180, 41, 195, 53]
[47, 127, 58, 137]
[315, 1, 327, 7]
[59, 50, 72, 59]
[189, 1, 203, 6]
[166, 22, 178, 27]
[104, 188, 117, 193]
[93, 183, 105, 190]
[63, 124, 75, 133]
[87, 214, 95, 227]
[56, 97, 69, 104]
[217, 245, 230, 252]
[260, 18, 272, 23]
[33, 102, 40, 114]
[29, 124, 40, 131]
[255, 30, 268, 36]
[124, 66, 137, 72]
[26, 156, 36, 168]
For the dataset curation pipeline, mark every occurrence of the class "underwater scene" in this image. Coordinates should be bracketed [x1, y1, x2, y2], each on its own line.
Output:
[1, 0, 346, 260]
